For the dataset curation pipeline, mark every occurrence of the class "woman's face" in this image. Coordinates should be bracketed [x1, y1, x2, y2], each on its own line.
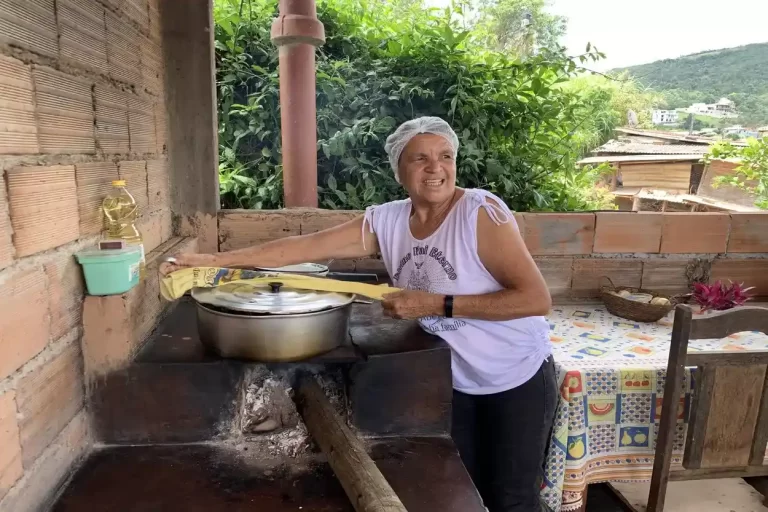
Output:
[398, 133, 456, 204]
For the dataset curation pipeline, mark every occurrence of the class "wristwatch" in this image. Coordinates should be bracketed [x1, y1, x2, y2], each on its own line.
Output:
[444, 295, 454, 318]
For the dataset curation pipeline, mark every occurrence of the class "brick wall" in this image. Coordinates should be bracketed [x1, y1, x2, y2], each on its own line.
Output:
[0, 1, 172, 510]
[219, 210, 768, 299]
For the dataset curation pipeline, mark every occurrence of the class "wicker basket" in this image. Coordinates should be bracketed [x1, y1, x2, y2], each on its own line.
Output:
[599, 277, 676, 323]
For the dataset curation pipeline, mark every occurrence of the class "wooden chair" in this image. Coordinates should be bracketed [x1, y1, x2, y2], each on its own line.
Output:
[611, 304, 768, 512]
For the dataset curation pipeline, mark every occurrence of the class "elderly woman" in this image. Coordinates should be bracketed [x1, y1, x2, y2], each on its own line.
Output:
[166, 117, 557, 512]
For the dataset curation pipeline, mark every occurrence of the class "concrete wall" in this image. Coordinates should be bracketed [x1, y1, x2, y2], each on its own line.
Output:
[219, 210, 768, 299]
[0, 1, 175, 509]
[159, 0, 218, 253]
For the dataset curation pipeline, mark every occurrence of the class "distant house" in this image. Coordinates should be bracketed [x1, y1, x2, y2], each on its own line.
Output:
[652, 110, 679, 125]
[724, 125, 759, 138]
[714, 97, 736, 115]
[759, 126, 768, 138]
[686, 98, 739, 119]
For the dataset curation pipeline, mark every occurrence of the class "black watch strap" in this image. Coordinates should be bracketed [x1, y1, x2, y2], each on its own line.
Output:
[444, 295, 454, 318]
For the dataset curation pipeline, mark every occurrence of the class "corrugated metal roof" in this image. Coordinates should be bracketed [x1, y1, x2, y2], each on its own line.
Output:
[578, 154, 703, 165]
[614, 128, 747, 146]
[595, 141, 710, 155]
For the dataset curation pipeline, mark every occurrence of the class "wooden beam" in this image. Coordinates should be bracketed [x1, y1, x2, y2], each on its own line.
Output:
[647, 305, 692, 511]
[687, 306, 768, 341]
[296, 376, 407, 512]
[687, 351, 768, 367]
[669, 466, 768, 481]
[750, 369, 768, 466]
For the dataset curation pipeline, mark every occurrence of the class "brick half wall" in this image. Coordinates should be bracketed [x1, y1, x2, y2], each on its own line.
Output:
[219, 210, 768, 300]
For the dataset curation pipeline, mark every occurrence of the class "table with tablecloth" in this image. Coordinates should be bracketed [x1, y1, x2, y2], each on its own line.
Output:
[540, 305, 768, 512]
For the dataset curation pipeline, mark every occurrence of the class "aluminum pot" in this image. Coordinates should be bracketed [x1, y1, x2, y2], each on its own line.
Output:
[191, 278, 354, 362]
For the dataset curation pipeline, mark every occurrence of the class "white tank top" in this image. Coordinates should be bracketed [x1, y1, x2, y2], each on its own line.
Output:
[363, 189, 552, 395]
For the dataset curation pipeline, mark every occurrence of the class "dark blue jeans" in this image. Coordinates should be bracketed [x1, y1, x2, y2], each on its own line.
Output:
[451, 357, 558, 512]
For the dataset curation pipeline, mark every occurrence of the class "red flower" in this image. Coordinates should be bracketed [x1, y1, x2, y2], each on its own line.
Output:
[692, 281, 754, 311]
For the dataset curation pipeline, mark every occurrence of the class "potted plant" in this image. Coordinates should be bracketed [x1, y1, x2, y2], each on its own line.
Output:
[691, 281, 753, 314]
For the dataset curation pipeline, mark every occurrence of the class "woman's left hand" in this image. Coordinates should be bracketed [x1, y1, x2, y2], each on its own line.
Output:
[381, 290, 442, 320]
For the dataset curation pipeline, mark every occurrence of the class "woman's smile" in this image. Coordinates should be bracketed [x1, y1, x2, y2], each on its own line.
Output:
[423, 178, 445, 187]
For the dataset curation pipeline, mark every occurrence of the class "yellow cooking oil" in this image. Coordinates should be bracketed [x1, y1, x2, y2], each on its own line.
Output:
[102, 180, 145, 280]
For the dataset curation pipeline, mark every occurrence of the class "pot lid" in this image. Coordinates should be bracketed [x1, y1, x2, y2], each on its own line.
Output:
[191, 281, 353, 314]
[253, 262, 328, 274]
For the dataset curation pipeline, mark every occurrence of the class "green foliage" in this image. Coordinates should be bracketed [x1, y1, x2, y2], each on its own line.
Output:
[564, 73, 661, 151]
[544, 163, 617, 211]
[473, 0, 567, 57]
[214, 0, 614, 211]
[705, 137, 768, 209]
[617, 43, 768, 126]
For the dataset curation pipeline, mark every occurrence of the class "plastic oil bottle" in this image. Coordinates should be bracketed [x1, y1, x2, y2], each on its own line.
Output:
[102, 180, 145, 280]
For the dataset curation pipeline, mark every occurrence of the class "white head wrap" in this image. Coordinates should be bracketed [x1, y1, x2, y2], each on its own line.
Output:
[383, 117, 459, 183]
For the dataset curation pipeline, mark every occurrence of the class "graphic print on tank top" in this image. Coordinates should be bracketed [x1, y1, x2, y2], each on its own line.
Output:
[394, 244, 467, 333]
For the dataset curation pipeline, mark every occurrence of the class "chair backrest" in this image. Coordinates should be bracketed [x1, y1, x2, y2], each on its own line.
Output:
[668, 305, 768, 471]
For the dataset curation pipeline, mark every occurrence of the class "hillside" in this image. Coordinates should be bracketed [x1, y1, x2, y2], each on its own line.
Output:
[615, 43, 768, 126]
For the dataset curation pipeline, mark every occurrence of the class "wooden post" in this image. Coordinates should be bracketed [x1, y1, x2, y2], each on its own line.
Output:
[296, 377, 407, 512]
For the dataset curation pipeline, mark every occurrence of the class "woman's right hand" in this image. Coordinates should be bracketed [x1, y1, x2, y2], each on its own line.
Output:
[159, 253, 219, 276]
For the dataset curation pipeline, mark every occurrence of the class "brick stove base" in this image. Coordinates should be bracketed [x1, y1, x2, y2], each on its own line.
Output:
[59, 298, 485, 511]
[52, 438, 483, 512]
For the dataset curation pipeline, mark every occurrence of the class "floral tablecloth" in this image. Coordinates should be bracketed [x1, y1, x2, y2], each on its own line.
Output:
[540, 305, 768, 512]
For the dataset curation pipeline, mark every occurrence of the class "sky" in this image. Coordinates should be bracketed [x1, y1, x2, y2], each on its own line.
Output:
[424, 0, 768, 70]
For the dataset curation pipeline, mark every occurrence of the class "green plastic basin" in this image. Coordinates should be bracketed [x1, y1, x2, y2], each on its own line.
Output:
[76, 247, 142, 296]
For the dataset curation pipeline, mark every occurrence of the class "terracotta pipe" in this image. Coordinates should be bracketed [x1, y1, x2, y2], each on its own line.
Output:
[271, 0, 325, 208]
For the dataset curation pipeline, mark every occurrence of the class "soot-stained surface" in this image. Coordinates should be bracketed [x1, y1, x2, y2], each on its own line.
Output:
[52, 445, 352, 512]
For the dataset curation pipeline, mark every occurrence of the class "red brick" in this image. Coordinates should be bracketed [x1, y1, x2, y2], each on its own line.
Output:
[154, 100, 167, 154]
[6, 165, 80, 257]
[137, 208, 172, 254]
[593, 212, 662, 253]
[139, 34, 163, 94]
[218, 210, 303, 251]
[95, 84, 129, 154]
[300, 210, 359, 234]
[106, 11, 141, 86]
[32, 66, 95, 154]
[711, 259, 768, 297]
[0, 268, 50, 380]
[117, 160, 149, 215]
[0, 0, 58, 58]
[0, 173, 13, 269]
[43, 251, 85, 340]
[122, 0, 149, 33]
[57, 0, 108, 74]
[0, 390, 23, 501]
[534, 257, 573, 299]
[571, 259, 643, 299]
[0, 55, 38, 155]
[660, 213, 730, 254]
[16, 343, 84, 468]
[146, 159, 170, 212]
[728, 214, 768, 253]
[75, 161, 119, 236]
[522, 213, 595, 255]
[0, 410, 89, 512]
[641, 260, 691, 296]
[128, 94, 156, 154]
